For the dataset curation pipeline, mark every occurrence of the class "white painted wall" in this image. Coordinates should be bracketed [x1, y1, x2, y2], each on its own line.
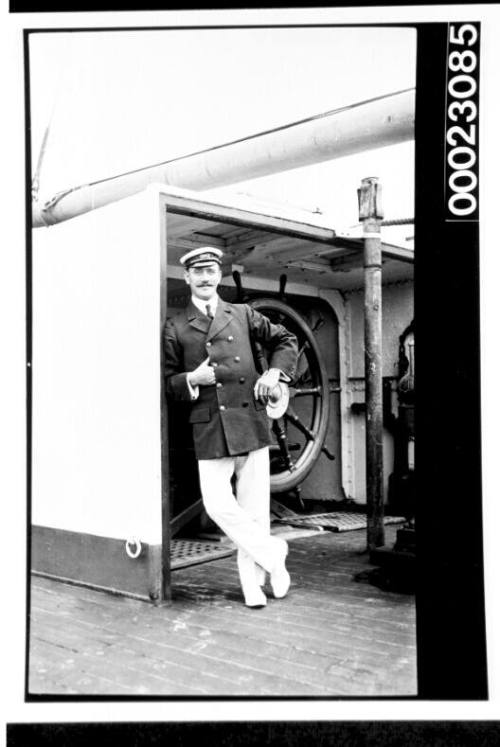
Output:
[32, 190, 163, 543]
[347, 281, 414, 379]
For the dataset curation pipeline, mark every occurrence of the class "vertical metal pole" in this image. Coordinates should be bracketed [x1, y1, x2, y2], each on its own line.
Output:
[358, 177, 385, 550]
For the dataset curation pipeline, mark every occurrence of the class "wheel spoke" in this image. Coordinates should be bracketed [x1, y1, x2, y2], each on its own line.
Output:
[270, 442, 301, 452]
[289, 386, 321, 398]
[285, 406, 316, 443]
[271, 418, 296, 473]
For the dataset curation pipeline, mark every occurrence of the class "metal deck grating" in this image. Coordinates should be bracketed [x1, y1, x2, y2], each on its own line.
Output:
[276, 511, 406, 532]
[170, 538, 235, 570]
[170, 525, 324, 571]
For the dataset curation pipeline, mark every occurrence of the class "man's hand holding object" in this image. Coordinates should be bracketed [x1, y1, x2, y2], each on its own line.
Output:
[254, 368, 281, 404]
[189, 357, 216, 387]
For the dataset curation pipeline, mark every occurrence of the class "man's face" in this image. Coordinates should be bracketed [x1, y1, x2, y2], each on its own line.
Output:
[184, 263, 222, 301]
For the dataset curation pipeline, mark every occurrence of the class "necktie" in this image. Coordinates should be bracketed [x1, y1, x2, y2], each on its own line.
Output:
[206, 304, 214, 320]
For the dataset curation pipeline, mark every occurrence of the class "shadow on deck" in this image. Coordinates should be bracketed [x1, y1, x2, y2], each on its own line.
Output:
[28, 525, 417, 698]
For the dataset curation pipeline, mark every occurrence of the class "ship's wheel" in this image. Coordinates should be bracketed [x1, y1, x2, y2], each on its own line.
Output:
[248, 297, 333, 494]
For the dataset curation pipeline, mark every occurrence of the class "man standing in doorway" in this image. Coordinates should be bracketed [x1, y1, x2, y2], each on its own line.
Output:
[163, 247, 298, 608]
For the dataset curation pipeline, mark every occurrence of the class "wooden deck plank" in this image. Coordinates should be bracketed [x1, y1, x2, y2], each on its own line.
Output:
[28, 527, 417, 697]
[30, 612, 332, 696]
[143, 601, 414, 661]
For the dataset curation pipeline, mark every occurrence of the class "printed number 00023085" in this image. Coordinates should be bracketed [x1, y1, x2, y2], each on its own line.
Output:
[446, 23, 480, 219]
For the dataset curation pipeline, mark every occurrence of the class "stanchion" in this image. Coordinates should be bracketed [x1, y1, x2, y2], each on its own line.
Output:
[358, 177, 385, 550]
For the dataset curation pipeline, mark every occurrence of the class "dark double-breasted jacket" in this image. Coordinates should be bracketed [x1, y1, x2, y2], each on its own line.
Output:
[163, 299, 298, 459]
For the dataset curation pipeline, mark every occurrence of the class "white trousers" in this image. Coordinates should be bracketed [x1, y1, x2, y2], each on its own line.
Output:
[198, 446, 280, 592]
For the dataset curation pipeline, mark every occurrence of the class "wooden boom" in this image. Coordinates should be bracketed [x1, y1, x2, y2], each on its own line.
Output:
[32, 88, 415, 228]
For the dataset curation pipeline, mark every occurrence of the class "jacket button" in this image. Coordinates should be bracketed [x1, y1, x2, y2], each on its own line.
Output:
[212, 362, 218, 367]
[242, 402, 249, 408]
[234, 356, 240, 362]
[216, 382, 222, 388]
[227, 335, 234, 341]
[219, 405, 226, 411]
[206, 341, 212, 347]
[239, 377, 245, 383]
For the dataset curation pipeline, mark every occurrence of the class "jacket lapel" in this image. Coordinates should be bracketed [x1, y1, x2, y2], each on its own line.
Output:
[207, 302, 232, 341]
[186, 300, 211, 334]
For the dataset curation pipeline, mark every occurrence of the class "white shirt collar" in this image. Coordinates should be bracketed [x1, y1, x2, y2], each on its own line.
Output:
[191, 293, 219, 315]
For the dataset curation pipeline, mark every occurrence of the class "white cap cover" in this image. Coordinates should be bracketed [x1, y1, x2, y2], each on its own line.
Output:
[180, 246, 223, 268]
[265, 382, 290, 420]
